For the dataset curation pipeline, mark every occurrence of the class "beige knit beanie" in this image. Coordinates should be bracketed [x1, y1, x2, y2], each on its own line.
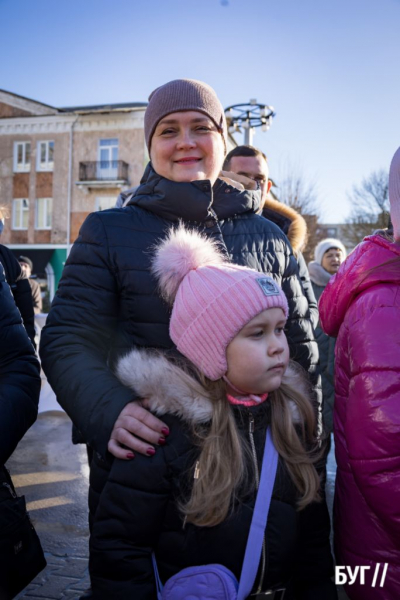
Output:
[389, 146, 400, 241]
[144, 79, 227, 150]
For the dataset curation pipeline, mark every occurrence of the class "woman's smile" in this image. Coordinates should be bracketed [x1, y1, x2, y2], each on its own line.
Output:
[174, 157, 202, 164]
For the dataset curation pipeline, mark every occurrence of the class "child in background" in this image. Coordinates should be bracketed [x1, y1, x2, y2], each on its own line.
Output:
[89, 226, 336, 600]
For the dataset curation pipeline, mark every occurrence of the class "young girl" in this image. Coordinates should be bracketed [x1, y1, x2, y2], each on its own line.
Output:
[89, 226, 336, 599]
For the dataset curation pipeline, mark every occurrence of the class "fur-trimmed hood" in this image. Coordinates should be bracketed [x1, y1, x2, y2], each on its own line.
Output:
[263, 198, 307, 253]
[116, 348, 303, 425]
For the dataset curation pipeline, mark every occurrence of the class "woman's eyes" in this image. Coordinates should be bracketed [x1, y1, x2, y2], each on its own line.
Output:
[160, 128, 176, 135]
[160, 125, 212, 136]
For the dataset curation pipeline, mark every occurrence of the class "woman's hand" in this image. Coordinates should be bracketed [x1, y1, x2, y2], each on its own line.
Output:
[219, 170, 258, 191]
[108, 401, 169, 459]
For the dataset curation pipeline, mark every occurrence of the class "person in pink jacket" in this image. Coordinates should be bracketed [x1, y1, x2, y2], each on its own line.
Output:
[319, 146, 400, 600]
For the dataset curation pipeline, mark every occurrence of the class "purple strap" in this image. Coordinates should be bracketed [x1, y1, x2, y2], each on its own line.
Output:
[152, 428, 278, 600]
[237, 427, 278, 600]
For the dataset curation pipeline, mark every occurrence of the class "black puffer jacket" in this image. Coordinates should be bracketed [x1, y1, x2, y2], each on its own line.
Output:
[0, 262, 40, 465]
[40, 164, 319, 460]
[89, 350, 336, 600]
[0, 245, 36, 347]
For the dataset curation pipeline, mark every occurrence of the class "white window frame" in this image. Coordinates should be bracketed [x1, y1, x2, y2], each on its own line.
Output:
[36, 141, 54, 172]
[97, 138, 119, 179]
[12, 198, 30, 230]
[95, 196, 117, 211]
[13, 141, 31, 172]
[35, 198, 52, 230]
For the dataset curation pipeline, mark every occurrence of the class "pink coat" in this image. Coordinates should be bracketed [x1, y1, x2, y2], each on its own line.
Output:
[319, 234, 400, 600]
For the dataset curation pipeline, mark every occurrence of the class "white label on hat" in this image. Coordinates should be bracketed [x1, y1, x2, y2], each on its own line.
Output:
[256, 277, 280, 296]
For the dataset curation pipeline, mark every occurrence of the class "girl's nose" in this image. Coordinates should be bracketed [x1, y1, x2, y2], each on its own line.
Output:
[269, 338, 284, 356]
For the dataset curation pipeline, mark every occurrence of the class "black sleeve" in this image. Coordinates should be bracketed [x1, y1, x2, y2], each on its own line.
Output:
[0, 245, 36, 347]
[90, 438, 173, 599]
[292, 495, 337, 600]
[39, 212, 137, 458]
[0, 264, 41, 465]
[13, 278, 36, 347]
[278, 244, 322, 439]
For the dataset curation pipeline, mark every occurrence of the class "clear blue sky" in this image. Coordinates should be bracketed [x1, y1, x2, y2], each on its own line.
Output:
[1, 0, 399, 222]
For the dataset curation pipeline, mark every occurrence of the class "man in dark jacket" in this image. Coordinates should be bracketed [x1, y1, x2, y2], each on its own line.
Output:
[222, 144, 318, 331]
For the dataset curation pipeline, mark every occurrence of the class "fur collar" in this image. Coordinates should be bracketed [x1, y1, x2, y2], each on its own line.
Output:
[117, 349, 213, 424]
[308, 261, 332, 287]
[116, 349, 302, 425]
[263, 198, 307, 253]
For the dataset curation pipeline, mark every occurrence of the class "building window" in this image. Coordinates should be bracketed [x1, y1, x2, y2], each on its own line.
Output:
[97, 138, 119, 179]
[35, 198, 52, 229]
[326, 228, 337, 237]
[13, 141, 31, 172]
[37, 141, 54, 171]
[96, 196, 117, 211]
[12, 198, 29, 229]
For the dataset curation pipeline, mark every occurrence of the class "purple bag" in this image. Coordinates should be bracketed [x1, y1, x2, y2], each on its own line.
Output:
[152, 428, 278, 600]
[153, 561, 238, 600]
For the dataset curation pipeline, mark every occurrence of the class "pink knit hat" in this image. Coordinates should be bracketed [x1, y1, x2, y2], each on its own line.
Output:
[145, 79, 227, 150]
[152, 226, 289, 380]
[389, 146, 400, 241]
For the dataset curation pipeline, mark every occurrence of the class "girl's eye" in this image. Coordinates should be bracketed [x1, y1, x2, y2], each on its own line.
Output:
[196, 126, 211, 132]
[252, 330, 264, 338]
[275, 327, 285, 334]
[160, 128, 175, 135]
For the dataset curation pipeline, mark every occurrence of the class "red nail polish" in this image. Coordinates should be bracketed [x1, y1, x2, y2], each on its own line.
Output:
[161, 427, 170, 436]
[126, 452, 135, 459]
[147, 448, 156, 456]
[158, 437, 166, 446]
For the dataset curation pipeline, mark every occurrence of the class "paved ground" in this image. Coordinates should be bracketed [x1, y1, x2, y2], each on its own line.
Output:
[7, 404, 348, 599]
[8, 412, 90, 600]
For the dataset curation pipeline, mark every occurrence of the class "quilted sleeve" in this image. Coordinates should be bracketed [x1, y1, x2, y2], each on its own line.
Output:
[39, 212, 137, 458]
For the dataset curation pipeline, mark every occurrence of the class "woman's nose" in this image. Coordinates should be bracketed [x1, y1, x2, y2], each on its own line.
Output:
[177, 130, 196, 148]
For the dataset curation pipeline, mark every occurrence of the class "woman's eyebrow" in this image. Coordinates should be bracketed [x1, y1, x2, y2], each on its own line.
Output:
[157, 117, 210, 126]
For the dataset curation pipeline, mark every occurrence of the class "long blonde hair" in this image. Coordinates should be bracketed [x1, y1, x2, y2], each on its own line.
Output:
[181, 361, 321, 527]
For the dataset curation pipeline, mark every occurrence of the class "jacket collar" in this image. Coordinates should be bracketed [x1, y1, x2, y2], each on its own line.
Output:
[125, 163, 262, 223]
[308, 261, 332, 287]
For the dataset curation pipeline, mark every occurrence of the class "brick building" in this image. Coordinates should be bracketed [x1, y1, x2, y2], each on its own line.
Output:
[0, 89, 147, 298]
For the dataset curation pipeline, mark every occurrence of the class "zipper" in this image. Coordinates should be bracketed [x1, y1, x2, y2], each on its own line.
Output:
[248, 412, 267, 594]
[2, 482, 17, 498]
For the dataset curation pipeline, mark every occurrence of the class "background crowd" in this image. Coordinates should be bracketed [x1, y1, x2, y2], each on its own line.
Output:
[1, 79, 399, 600]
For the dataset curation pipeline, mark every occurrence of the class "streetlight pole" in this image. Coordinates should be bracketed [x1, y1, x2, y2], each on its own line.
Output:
[224, 99, 275, 145]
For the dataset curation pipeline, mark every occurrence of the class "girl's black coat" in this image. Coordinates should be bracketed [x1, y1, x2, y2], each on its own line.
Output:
[40, 165, 319, 460]
[89, 403, 335, 599]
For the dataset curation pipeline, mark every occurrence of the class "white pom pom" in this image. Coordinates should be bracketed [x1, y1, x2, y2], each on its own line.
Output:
[152, 224, 225, 304]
